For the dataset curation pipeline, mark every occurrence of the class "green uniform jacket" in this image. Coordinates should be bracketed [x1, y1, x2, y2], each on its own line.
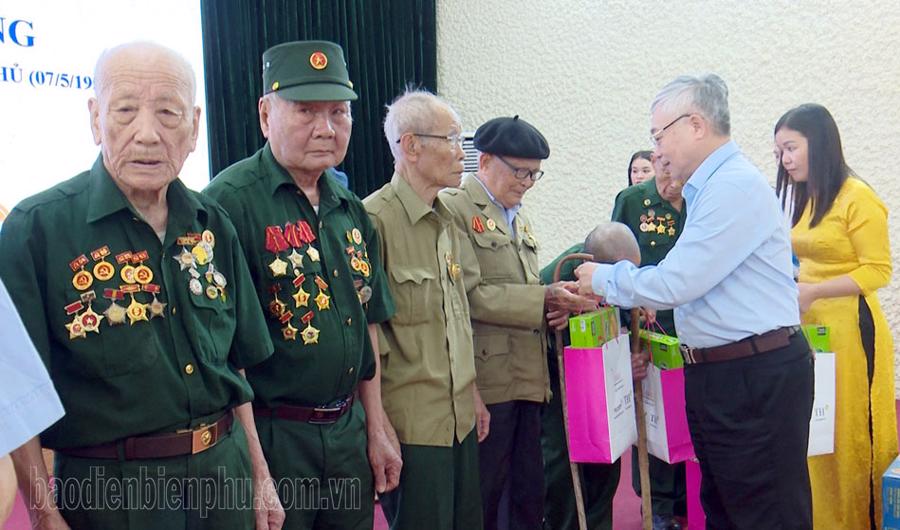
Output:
[0, 157, 272, 449]
[204, 144, 394, 407]
[440, 174, 548, 405]
[610, 178, 686, 336]
[365, 173, 476, 447]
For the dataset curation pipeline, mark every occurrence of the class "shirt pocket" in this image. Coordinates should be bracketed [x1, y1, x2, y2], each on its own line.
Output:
[389, 267, 436, 326]
[187, 292, 234, 365]
[471, 231, 515, 280]
[474, 332, 510, 388]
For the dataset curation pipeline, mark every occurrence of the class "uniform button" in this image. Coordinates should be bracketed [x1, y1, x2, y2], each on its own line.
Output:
[346, 317, 352, 326]
[650, 241, 656, 247]
[333, 269, 339, 278]
[184, 363, 195, 375]
[319, 221, 324, 229]
[348, 367, 355, 374]
[171, 306, 177, 315]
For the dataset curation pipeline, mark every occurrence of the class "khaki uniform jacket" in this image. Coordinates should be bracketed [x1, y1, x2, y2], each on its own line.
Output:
[440, 174, 549, 405]
[365, 173, 476, 447]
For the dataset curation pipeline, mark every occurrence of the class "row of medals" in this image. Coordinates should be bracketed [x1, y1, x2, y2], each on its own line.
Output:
[63, 230, 225, 340]
[639, 208, 677, 236]
[267, 227, 371, 345]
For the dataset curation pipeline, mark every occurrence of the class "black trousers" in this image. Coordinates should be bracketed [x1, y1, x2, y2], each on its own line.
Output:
[479, 400, 545, 530]
[684, 331, 814, 530]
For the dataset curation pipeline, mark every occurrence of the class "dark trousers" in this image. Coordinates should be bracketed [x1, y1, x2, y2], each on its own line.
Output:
[479, 400, 544, 530]
[381, 430, 482, 530]
[684, 331, 814, 530]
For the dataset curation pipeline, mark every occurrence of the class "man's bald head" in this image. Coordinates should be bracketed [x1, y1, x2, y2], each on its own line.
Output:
[93, 41, 196, 105]
[584, 222, 641, 265]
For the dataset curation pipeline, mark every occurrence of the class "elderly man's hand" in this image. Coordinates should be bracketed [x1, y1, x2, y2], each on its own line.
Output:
[473, 387, 491, 443]
[545, 281, 599, 313]
[631, 348, 651, 381]
[573, 262, 600, 297]
[368, 418, 403, 494]
[546, 308, 570, 330]
[639, 307, 657, 327]
[253, 473, 285, 530]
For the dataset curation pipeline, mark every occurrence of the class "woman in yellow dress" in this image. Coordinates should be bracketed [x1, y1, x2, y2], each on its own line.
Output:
[775, 103, 897, 529]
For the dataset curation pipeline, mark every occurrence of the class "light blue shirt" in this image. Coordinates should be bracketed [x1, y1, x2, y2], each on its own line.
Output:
[0, 278, 64, 455]
[591, 141, 799, 348]
[472, 173, 521, 236]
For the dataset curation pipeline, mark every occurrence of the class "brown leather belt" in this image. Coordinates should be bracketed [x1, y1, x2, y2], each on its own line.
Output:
[680, 326, 800, 365]
[254, 395, 354, 424]
[58, 410, 234, 460]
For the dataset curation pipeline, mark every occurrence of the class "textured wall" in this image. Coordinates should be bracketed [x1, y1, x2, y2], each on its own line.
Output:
[436, 0, 900, 389]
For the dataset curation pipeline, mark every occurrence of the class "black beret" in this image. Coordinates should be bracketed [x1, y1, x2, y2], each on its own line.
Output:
[473, 115, 550, 159]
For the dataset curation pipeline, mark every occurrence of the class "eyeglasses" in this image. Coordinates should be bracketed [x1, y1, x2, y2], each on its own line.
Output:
[650, 113, 691, 146]
[495, 155, 545, 181]
[397, 132, 464, 147]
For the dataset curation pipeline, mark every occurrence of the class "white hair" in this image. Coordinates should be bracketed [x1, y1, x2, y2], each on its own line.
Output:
[383, 88, 460, 161]
[651, 74, 730, 136]
[93, 41, 197, 106]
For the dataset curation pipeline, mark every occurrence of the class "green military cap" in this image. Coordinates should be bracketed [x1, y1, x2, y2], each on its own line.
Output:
[474, 115, 550, 159]
[262, 40, 358, 101]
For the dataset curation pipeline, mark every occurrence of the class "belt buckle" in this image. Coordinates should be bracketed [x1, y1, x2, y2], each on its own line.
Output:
[191, 423, 219, 454]
[680, 344, 696, 365]
[308, 403, 343, 425]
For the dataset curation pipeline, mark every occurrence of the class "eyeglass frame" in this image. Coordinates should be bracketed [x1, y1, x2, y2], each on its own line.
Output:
[396, 132, 464, 147]
[650, 113, 692, 146]
[494, 155, 545, 182]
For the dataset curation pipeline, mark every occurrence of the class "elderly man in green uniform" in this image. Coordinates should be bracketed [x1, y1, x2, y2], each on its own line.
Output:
[610, 155, 686, 530]
[204, 41, 398, 530]
[440, 116, 596, 530]
[0, 42, 283, 529]
[364, 89, 485, 530]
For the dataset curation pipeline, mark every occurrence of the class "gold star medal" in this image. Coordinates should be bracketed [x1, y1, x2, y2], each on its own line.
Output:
[90, 246, 115, 281]
[300, 310, 319, 344]
[144, 284, 167, 319]
[174, 247, 196, 271]
[292, 273, 310, 307]
[121, 285, 148, 325]
[656, 224, 666, 234]
[102, 288, 128, 326]
[315, 291, 331, 311]
[282, 322, 299, 341]
[668, 227, 676, 237]
[306, 246, 320, 262]
[78, 291, 103, 334]
[646, 221, 657, 232]
[63, 300, 86, 339]
[269, 256, 289, 277]
[287, 249, 305, 269]
[69, 254, 93, 291]
[352, 228, 363, 245]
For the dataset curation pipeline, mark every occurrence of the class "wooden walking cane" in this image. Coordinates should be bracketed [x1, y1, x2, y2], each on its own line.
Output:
[631, 308, 653, 530]
[552, 253, 594, 530]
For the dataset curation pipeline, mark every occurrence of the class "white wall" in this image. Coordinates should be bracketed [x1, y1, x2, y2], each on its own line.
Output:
[436, 0, 900, 389]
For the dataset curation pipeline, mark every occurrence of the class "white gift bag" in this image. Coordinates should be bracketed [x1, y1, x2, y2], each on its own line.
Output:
[808, 352, 836, 457]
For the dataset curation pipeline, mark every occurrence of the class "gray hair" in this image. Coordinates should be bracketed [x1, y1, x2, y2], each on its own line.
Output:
[383, 88, 461, 161]
[584, 222, 640, 265]
[651, 74, 730, 136]
[93, 41, 197, 106]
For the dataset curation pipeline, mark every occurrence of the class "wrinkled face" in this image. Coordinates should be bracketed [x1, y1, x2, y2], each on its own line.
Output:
[650, 108, 696, 182]
[261, 96, 352, 178]
[774, 127, 809, 182]
[481, 154, 541, 209]
[653, 155, 683, 202]
[89, 50, 200, 195]
[414, 107, 465, 189]
[630, 157, 655, 185]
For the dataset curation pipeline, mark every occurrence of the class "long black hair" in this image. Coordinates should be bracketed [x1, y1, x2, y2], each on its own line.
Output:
[774, 104, 854, 228]
[627, 150, 654, 186]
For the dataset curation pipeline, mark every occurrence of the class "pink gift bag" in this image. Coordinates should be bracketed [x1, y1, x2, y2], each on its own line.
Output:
[640, 365, 695, 463]
[563, 334, 637, 463]
[686, 458, 706, 529]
